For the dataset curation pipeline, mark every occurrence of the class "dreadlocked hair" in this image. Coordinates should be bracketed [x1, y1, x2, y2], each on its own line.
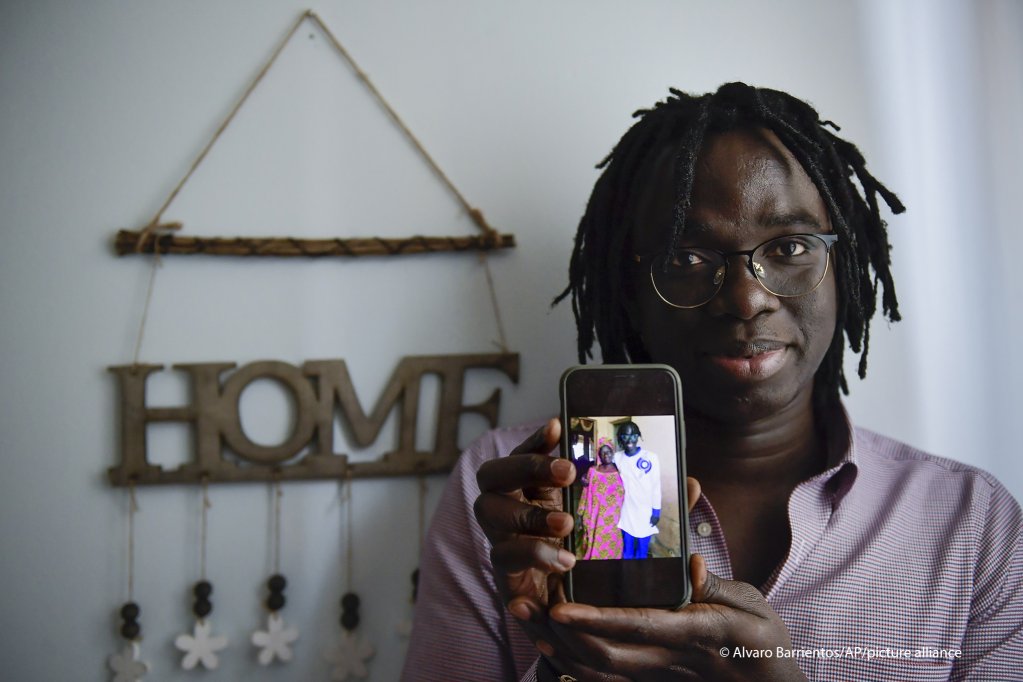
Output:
[553, 82, 905, 402]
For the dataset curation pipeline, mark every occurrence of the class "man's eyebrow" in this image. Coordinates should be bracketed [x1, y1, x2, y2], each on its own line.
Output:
[761, 210, 823, 229]
[680, 211, 823, 235]
[681, 220, 716, 236]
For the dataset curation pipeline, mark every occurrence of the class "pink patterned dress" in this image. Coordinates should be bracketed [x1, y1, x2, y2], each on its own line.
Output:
[574, 466, 625, 560]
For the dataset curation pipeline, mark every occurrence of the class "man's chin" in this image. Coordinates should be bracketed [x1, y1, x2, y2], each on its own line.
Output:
[684, 383, 803, 426]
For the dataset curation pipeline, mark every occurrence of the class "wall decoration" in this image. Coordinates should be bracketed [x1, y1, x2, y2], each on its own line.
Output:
[174, 481, 229, 670]
[108, 641, 148, 682]
[325, 479, 375, 680]
[108, 485, 149, 681]
[105, 10, 522, 679]
[108, 353, 519, 485]
[395, 476, 427, 637]
[113, 10, 515, 260]
[251, 480, 300, 665]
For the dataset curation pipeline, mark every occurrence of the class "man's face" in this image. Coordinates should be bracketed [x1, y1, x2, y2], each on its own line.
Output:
[626, 128, 838, 424]
[618, 424, 640, 454]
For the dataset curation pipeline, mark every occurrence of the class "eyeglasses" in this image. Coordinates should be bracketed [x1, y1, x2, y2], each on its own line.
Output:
[633, 233, 839, 309]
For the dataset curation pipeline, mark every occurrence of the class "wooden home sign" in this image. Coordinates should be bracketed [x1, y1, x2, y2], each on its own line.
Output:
[108, 353, 519, 485]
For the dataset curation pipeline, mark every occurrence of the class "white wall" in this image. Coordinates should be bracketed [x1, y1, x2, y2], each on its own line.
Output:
[1, 1, 1018, 680]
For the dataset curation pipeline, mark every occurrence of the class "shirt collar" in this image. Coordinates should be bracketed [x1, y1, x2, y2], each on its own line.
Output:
[807, 400, 859, 506]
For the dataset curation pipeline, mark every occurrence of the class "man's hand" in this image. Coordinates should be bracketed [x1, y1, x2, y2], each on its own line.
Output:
[473, 418, 577, 651]
[542, 554, 807, 682]
[529, 476, 805, 682]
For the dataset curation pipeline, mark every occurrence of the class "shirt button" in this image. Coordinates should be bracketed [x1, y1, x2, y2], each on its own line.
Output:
[696, 522, 713, 537]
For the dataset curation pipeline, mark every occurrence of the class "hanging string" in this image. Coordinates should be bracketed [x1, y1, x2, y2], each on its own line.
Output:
[306, 10, 495, 237]
[417, 476, 427, 557]
[129, 256, 161, 368]
[479, 254, 510, 353]
[272, 477, 283, 576]
[135, 9, 495, 250]
[344, 476, 353, 593]
[127, 482, 139, 601]
[199, 478, 211, 581]
[137, 13, 308, 246]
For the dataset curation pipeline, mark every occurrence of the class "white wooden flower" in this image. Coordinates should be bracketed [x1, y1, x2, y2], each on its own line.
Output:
[174, 619, 228, 670]
[324, 631, 375, 680]
[251, 612, 299, 665]
[108, 641, 148, 682]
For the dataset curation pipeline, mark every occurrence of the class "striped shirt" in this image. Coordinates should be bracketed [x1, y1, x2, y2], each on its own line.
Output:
[402, 413, 1023, 681]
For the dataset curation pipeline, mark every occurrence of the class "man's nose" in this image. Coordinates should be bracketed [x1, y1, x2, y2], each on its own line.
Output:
[705, 256, 780, 320]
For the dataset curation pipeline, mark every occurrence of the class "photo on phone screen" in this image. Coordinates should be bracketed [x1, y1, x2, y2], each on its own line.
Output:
[561, 365, 690, 608]
[567, 415, 683, 561]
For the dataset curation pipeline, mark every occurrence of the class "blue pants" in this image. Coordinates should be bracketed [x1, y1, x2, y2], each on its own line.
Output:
[621, 531, 651, 559]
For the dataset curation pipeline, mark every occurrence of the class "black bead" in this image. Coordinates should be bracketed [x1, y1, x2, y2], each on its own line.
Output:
[341, 610, 360, 631]
[341, 592, 360, 610]
[120, 602, 140, 620]
[266, 593, 286, 611]
[120, 621, 141, 640]
[267, 574, 287, 592]
[193, 580, 212, 598]
[193, 598, 212, 618]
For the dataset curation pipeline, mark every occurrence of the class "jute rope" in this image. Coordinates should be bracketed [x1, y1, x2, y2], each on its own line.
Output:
[128, 9, 513, 366]
[199, 478, 211, 581]
[341, 476, 353, 593]
[135, 9, 495, 248]
[127, 482, 139, 601]
[272, 477, 282, 575]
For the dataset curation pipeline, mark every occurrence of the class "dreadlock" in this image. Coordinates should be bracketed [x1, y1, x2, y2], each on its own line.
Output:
[553, 82, 905, 402]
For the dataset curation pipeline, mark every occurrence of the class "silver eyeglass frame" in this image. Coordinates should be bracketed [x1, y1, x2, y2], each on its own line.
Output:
[633, 233, 839, 309]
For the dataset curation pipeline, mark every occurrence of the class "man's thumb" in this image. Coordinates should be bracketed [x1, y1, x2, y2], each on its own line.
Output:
[690, 553, 761, 612]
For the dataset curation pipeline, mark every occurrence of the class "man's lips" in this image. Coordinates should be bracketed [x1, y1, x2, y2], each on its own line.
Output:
[702, 340, 789, 379]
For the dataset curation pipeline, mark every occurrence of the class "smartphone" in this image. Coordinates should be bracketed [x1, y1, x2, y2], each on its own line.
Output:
[559, 364, 690, 609]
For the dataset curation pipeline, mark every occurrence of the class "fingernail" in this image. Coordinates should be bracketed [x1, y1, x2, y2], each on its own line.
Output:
[547, 512, 572, 535]
[551, 459, 572, 479]
[556, 549, 576, 571]
[508, 601, 531, 621]
[536, 640, 555, 657]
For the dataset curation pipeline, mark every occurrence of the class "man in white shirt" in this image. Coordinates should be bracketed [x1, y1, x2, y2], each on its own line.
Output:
[612, 421, 661, 558]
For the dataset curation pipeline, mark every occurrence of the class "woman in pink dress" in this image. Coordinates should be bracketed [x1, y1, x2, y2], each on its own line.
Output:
[573, 438, 625, 560]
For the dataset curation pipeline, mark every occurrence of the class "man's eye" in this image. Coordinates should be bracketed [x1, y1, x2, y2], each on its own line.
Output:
[766, 239, 810, 257]
[669, 251, 707, 267]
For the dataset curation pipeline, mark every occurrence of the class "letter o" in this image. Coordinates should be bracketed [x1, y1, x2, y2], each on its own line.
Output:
[219, 361, 316, 464]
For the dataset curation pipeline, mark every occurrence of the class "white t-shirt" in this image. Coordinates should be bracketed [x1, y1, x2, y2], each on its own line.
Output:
[614, 447, 661, 538]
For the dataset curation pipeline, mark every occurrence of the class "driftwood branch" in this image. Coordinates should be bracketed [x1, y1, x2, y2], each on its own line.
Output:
[114, 227, 516, 258]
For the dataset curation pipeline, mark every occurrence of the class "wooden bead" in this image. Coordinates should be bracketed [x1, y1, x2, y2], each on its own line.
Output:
[341, 592, 360, 610]
[266, 593, 285, 611]
[340, 610, 360, 631]
[193, 598, 212, 618]
[120, 602, 140, 620]
[268, 574, 286, 592]
[120, 621, 141, 640]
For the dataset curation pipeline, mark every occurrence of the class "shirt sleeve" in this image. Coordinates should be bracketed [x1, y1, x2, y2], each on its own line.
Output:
[401, 428, 541, 681]
[949, 478, 1023, 680]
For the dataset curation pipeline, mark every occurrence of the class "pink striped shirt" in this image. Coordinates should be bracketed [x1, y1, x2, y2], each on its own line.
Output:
[402, 414, 1023, 681]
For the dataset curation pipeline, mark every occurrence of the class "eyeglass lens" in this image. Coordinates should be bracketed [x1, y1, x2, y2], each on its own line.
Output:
[650, 234, 833, 308]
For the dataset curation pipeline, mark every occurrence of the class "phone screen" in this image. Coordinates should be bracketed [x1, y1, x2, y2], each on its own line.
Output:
[561, 365, 690, 608]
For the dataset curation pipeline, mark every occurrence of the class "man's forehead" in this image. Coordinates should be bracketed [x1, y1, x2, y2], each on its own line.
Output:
[626, 126, 828, 249]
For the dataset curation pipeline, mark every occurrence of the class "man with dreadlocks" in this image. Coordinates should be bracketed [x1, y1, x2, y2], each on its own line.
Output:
[402, 83, 1023, 681]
